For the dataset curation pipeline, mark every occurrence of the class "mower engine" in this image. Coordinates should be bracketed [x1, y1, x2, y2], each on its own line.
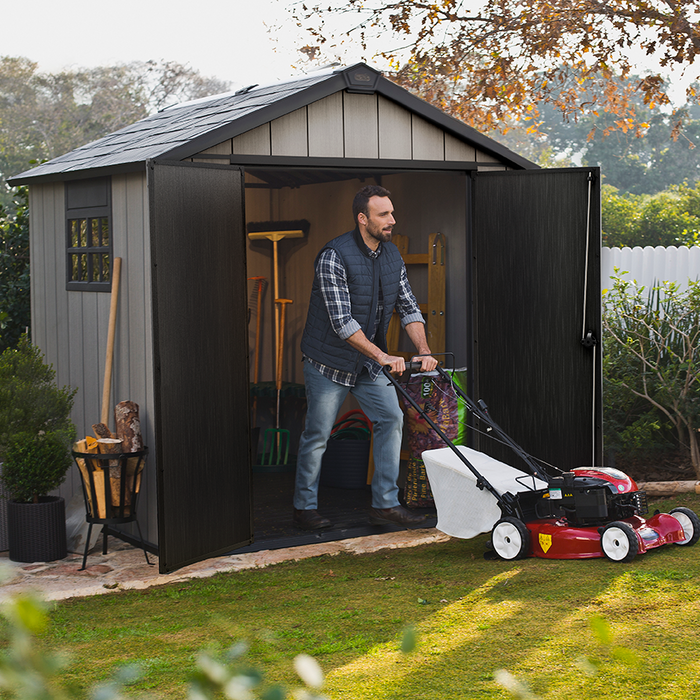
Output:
[536, 467, 648, 526]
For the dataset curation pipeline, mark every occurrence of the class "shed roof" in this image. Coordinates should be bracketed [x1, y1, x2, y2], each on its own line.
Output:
[9, 63, 535, 185]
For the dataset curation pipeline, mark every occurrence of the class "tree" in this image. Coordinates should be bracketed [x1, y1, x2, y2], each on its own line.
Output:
[0, 57, 230, 206]
[293, 0, 700, 136]
[602, 182, 700, 247]
[0, 186, 30, 352]
[490, 80, 700, 194]
[603, 275, 700, 475]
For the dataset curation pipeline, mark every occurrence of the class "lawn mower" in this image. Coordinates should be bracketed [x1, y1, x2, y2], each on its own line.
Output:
[386, 361, 700, 563]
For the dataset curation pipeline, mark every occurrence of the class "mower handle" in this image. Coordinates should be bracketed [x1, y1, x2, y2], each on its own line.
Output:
[382, 357, 551, 485]
[382, 352, 455, 376]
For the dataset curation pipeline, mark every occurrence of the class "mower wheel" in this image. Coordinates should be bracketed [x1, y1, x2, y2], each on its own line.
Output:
[600, 521, 638, 562]
[669, 507, 700, 546]
[491, 517, 530, 561]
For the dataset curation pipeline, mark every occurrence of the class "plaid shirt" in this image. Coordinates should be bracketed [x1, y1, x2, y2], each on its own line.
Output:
[306, 241, 424, 386]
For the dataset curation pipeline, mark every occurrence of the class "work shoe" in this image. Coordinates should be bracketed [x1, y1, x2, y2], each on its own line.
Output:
[369, 506, 427, 528]
[293, 508, 332, 531]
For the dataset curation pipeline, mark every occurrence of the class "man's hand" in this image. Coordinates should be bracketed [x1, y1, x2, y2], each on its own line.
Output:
[380, 353, 407, 375]
[412, 354, 438, 372]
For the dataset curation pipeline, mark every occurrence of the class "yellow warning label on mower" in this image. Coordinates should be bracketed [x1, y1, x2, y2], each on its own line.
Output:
[539, 533, 552, 553]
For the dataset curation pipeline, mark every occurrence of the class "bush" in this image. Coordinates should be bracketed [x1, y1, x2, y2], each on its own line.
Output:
[603, 273, 700, 474]
[1, 430, 73, 503]
[602, 183, 700, 248]
[0, 187, 30, 353]
[0, 334, 76, 461]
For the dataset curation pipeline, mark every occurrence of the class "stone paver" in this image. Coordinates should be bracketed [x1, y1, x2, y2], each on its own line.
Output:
[0, 528, 450, 602]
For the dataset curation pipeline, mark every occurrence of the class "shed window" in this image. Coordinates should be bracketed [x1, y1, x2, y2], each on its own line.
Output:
[65, 177, 112, 291]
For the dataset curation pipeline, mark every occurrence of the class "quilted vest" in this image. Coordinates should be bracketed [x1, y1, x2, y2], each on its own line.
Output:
[300, 228, 404, 374]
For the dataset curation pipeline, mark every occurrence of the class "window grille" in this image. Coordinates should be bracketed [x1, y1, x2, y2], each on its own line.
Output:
[65, 178, 112, 291]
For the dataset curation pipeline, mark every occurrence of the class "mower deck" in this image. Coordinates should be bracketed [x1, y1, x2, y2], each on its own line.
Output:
[526, 513, 687, 560]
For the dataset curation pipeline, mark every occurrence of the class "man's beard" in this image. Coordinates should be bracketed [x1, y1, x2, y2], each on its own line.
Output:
[366, 221, 392, 243]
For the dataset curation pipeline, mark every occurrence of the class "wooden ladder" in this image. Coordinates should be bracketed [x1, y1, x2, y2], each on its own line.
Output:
[387, 232, 446, 358]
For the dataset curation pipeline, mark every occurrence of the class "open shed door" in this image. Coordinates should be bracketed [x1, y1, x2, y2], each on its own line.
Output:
[472, 168, 602, 471]
[149, 161, 252, 573]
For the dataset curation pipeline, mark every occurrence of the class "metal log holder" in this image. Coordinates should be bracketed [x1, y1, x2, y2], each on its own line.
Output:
[71, 447, 153, 570]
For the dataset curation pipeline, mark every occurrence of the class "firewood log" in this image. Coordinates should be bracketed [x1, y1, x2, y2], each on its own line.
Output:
[75, 438, 107, 518]
[92, 422, 115, 439]
[96, 438, 124, 506]
[115, 401, 142, 452]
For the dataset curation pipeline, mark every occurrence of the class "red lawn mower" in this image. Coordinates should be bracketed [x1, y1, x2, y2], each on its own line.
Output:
[386, 362, 699, 563]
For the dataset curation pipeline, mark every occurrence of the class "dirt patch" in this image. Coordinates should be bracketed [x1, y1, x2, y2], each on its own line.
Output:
[611, 450, 696, 482]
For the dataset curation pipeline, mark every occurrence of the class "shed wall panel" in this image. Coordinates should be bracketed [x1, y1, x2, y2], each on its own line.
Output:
[343, 93, 379, 158]
[271, 107, 309, 156]
[411, 115, 445, 161]
[29, 183, 78, 499]
[29, 174, 157, 545]
[200, 141, 233, 155]
[308, 93, 344, 157]
[445, 133, 476, 162]
[231, 124, 271, 155]
[476, 148, 508, 171]
[66, 289, 85, 498]
[43, 185, 60, 377]
[111, 171, 156, 542]
[378, 96, 412, 159]
[199, 92, 517, 168]
[49, 184, 75, 496]
[476, 149, 499, 163]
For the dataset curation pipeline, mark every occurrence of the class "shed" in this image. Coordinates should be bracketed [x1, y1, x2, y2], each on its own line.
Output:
[9, 63, 602, 573]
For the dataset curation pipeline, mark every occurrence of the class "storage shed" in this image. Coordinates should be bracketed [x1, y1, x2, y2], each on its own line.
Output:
[9, 63, 602, 573]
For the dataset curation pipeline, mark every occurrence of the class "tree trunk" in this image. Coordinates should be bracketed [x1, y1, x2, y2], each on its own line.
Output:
[690, 428, 700, 479]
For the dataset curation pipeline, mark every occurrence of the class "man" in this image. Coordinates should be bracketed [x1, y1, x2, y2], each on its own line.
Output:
[294, 184, 438, 531]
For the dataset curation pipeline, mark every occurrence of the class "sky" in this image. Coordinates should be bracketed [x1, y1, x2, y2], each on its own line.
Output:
[2, 0, 695, 104]
[1, 0, 332, 90]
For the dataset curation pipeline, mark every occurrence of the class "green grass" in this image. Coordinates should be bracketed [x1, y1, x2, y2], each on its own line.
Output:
[6, 492, 700, 699]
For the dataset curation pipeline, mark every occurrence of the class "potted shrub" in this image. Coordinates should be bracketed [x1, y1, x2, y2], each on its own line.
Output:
[0, 335, 76, 562]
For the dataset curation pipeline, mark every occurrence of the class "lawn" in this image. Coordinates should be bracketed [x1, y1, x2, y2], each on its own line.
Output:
[7, 492, 700, 699]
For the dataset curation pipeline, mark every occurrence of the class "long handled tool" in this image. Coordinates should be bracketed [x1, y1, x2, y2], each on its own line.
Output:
[247, 221, 308, 383]
[260, 297, 293, 465]
[248, 221, 308, 466]
[275, 298, 293, 430]
[101, 257, 122, 428]
[247, 276, 267, 424]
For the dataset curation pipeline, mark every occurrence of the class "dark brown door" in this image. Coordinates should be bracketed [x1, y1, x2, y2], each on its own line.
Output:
[472, 168, 602, 471]
[148, 160, 252, 573]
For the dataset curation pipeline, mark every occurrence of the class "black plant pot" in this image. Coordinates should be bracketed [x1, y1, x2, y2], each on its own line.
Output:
[8, 496, 67, 563]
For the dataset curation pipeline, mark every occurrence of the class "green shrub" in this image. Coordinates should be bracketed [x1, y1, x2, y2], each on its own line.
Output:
[0, 334, 76, 461]
[2, 430, 74, 503]
[603, 274, 700, 474]
[0, 187, 30, 354]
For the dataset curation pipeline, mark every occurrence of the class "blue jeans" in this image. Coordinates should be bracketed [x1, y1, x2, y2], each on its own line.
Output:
[294, 361, 404, 510]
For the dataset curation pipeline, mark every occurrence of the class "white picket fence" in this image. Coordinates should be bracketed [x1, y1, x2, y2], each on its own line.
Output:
[602, 245, 700, 292]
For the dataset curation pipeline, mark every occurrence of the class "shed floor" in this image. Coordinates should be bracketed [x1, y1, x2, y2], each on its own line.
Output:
[234, 471, 437, 553]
